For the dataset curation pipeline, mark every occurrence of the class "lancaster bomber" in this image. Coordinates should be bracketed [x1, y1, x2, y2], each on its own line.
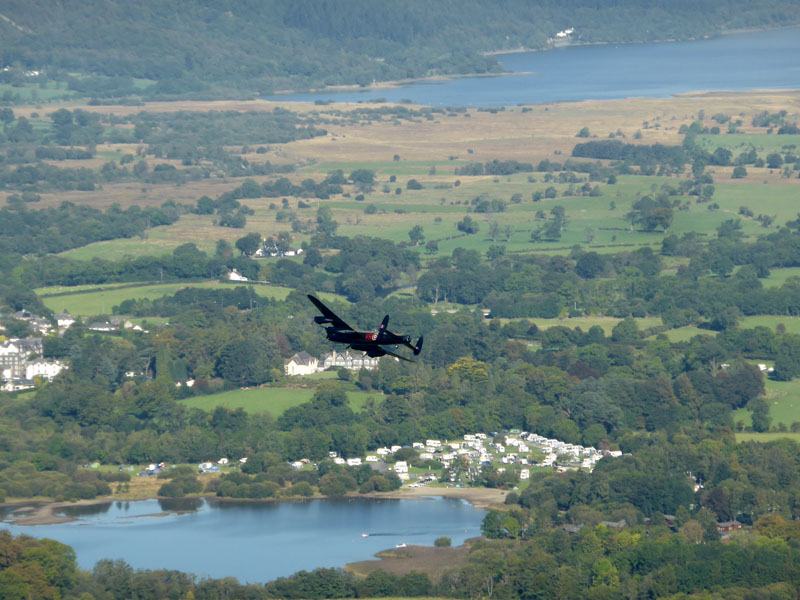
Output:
[308, 294, 423, 362]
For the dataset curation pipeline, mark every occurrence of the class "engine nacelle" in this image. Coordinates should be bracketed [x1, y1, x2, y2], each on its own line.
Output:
[314, 316, 333, 324]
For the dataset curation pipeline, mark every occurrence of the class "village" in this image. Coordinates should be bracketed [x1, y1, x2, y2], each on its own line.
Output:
[187, 428, 621, 485]
[0, 309, 71, 391]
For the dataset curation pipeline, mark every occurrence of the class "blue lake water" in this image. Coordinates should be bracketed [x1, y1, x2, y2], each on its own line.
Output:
[0, 496, 485, 583]
[269, 27, 800, 106]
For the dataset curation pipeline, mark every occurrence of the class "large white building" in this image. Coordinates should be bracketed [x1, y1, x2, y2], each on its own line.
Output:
[284, 351, 319, 376]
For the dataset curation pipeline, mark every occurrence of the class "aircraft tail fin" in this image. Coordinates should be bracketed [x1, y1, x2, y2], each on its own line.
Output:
[413, 336, 423, 355]
[377, 315, 390, 341]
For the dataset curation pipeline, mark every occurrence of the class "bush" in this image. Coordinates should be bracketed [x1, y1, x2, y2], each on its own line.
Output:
[291, 481, 314, 497]
[158, 481, 186, 498]
[434, 536, 451, 547]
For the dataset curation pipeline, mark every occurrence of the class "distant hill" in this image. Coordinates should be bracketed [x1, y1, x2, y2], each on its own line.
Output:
[1, 0, 799, 99]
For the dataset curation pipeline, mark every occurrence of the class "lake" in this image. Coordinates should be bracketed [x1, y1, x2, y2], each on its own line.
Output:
[0, 496, 485, 583]
[269, 27, 800, 106]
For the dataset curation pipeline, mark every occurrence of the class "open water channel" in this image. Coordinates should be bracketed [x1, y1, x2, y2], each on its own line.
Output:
[269, 27, 800, 106]
[0, 496, 485, 583]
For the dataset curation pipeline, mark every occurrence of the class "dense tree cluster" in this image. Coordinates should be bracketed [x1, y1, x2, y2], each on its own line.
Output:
[0, 201, 180, 256]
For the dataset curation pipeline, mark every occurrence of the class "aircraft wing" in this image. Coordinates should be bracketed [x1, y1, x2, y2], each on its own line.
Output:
[307, 295, 353, 331]
[381, 347, 415, 363]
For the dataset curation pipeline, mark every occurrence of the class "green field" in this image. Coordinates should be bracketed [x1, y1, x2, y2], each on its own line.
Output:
[696, 133, 800, 154]
[179, 386, 380, 416]
[761, 267, 800, 288]
[38, 281, 339, 316]
[733, 377, 800, 429]
[532, 315, 662, 335]
[738, 315, 800, 334]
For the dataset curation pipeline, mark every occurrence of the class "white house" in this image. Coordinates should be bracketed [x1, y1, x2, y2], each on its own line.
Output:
[320, 350, 380, 371]
[346, 457, 362, 466]
[56, 313, 76, 329]
[24, 359, 65, 381]
[284, 351, 319, 376]
[228, 269, 248, 282]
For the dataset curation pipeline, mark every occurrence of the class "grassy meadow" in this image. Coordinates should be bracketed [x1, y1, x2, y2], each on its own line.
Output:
[733, 377, 800, 429]
[530, 315, 662, 335]
[38, 280, 345, 317]
[179, 386, 380, 417]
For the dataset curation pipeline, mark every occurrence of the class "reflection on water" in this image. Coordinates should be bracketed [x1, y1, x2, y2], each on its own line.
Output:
[0, 496, 484, 583]
[58, 502, 113, 518]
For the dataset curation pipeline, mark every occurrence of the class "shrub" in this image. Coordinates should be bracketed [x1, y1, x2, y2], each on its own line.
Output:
[434, 536, 451, 547]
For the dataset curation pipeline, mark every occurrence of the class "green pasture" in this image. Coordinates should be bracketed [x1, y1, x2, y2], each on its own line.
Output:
[46, 157, 798, 262]
[695, 133, 800, 154]
[0, 81, 75, 103]
[657, 326, 710, 343]
[733, 377, 800, 429]
[531, 315, 662, 336]
[35, 282, 134, 295]
[38, 281, 309, 316]
[179, 386, 380, 417]
[738, 315, 800, 334]
[761, 267, 800, 288]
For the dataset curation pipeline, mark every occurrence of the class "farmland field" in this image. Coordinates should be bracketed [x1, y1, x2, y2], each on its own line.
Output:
[179, 386, 381, 416]
[39, 281, 342, 316]
[3, 91, 785, 263]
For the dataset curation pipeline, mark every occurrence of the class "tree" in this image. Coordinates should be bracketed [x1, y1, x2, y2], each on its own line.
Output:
[575, 252, 604, 279]
[732, 165, 747, 179]
[349, 169, 375, 185]
[425, 240, 439, 255]
[408, 225, 424, 245]
[577, 127, 591, 138]
[316, 206, 339, 237]
[457, 216, 480, 234]
[749, 397, 772, 432]
[628, 196, 673, 232]
[235, 232, 262, 256]
[406, 179, 423, 190]
[303, 247, 323, 267]
[766, 153, 784, 169]
[611, 317, 639, 342]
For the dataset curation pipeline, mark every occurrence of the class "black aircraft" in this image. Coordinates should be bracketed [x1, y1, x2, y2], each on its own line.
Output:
[308, 295, 423, 362]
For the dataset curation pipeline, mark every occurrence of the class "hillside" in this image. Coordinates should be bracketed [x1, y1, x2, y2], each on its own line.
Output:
[0, 0, 799, 99]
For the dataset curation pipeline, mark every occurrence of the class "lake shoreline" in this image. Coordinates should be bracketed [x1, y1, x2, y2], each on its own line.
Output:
[271, 25, 796, 97]
[0, 486, 506, 526]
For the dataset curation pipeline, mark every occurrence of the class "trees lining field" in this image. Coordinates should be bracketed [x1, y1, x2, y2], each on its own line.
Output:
[179, 387, 379, 417]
